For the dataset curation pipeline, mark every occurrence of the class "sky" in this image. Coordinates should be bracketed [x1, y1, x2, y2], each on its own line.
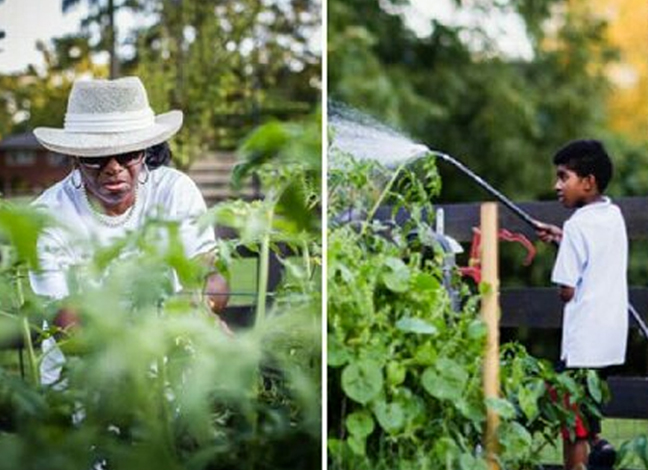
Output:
[0, 0, 527, 75]
[405, 0, 533, 60]
[0, 0, 88, 73]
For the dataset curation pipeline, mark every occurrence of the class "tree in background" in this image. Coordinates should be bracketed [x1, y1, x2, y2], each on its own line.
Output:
[62, 0, 120, 78]
[0, 35, 106, 139]
[591, 0, 648, 142]
[328, 0, 646, 203]
[0, 0, 321, 169]
[130, 0, 321, 167]
[328, 0, 648, 372]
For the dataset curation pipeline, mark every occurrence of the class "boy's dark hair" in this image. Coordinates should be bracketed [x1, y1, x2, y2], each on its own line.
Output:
[553, 139, 613, 192]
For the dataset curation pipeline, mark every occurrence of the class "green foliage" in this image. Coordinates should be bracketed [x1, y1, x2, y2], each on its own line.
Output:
[1, 0, 320, 171]
[132, 0, 321, 166]
[0, 118, 321, 469]
[0, 35, 105, 139]
[327, 151, 606, 469]
[327, 0, 648, 203]
[619, 434, 648, 469]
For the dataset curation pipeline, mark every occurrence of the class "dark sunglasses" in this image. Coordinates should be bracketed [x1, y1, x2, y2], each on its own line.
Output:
[77, 151, 143, 170]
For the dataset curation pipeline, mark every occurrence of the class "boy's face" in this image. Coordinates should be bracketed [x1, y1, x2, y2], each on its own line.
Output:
[554, 164, 596, 208]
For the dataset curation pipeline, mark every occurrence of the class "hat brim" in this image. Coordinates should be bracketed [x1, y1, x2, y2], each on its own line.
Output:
[33, 110, 183, 157]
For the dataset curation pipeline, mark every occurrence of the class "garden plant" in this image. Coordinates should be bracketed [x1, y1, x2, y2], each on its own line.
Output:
[0, 115, 321, 470]
[327, 149, 610, 470]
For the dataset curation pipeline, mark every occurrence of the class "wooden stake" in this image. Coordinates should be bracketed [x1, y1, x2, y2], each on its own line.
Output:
[481, 203, 500, 470]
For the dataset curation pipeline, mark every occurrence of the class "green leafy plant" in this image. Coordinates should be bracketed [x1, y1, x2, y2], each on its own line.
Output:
[0, 114, 321, 470]
[327, 148, 605, 469]
[618, 434, 648, 469]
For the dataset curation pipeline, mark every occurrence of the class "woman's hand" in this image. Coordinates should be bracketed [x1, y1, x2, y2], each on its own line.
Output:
[53, 307, 81, 339]
[204, 272, 230, 315]
[534, 221, 563, 244]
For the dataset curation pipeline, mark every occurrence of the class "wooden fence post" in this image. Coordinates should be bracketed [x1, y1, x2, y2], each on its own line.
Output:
[481, 202, 500, 470]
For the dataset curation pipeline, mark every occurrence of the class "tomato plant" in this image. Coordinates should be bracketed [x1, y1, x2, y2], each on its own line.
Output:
[327, 149, 605, 469]
[0, 115, 321, 470]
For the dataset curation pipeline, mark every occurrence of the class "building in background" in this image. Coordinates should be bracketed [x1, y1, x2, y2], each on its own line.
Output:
[0, 131, 69, 198]
[0, 132, 257, 203]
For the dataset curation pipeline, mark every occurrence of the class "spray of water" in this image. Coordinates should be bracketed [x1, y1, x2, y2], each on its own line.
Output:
[329, 101, 429, 166]
[329, 101, 648, 338]
[328, 101, 538, 229]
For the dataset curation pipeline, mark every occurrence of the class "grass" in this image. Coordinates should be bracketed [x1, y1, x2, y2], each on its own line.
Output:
[539, 419, 648, 469]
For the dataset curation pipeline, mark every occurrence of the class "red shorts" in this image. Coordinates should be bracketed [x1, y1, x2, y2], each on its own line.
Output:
[549, 387, 590, 440]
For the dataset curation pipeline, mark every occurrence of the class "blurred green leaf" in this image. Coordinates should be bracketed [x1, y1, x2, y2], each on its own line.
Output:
[345, 410, 375, 438]
[341, 359, 383, 405]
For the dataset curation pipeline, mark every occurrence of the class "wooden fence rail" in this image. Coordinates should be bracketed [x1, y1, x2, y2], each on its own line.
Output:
[438, 197, 648, 422]
[376, 196, 648, 242]
[376, 197, 648, 422]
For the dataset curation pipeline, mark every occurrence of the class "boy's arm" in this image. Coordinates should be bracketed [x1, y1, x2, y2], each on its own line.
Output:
[558, 285, 574, 303]
[535, 221, 563, 244]
[551, 221, 583, 304]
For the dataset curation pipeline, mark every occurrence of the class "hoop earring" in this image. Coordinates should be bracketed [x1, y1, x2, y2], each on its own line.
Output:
[138, 163, 150, 185]
[71, 169, 83, 189]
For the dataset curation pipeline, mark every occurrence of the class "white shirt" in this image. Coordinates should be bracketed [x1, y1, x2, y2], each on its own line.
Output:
[29, 166, 216, 298]
[28, 166, 216, 384]
[551, 197, 628, 368]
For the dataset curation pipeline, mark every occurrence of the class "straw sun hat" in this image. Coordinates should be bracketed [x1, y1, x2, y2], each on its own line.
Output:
[34, 77, 183, 158]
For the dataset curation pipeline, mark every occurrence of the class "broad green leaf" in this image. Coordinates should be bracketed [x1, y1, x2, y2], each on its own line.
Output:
[327, 334, 351, 367]
[395, 390, 426, 426]
[341, 359, 383, 404]
[347, 434, 366, 456]
[233, 121, 289, 187]
[459, 452, 488, 470]
[0, 206, 51, 268]
[586, 369, 603, 403]
[518, 385, 540, 421]
[421, 358, 468, 402]
[456, 398, 485, 422]
[373, 399, 405, 434]
[486, 397, 517, 420]
[386, 361, 406, 386]
[432, 437, 460, 465]
[411, 272, 441, 293]
[499, 422, 533, 456]
[412, 343, 437, 365]
[634, 435, 648, 467]
[345, 411, 375, 437]
[327, 438, 344, 456]
[478, 282, 493, 295]
[0, 314, 20, 347]
[467, 320, 487, 340]
[381, 257, 409, 292]
[395, 317, 437, 335]
[436, 357, 469, 385]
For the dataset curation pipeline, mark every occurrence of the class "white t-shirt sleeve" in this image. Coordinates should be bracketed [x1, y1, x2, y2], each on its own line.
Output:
[28, 228, 71, 300]
[551, 221, 586, 288]
[165, 173, 216, 259]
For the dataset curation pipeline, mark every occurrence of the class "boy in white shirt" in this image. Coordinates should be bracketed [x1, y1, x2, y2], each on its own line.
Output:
[536, 139, 628, 470]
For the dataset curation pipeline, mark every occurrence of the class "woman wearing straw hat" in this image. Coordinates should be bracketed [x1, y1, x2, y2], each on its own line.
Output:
[29, 76, 229, 384]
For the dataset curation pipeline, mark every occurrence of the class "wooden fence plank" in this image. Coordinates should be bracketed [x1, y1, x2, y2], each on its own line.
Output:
[605, 377, 648, 419]
[500, 287, 648, 330]
[374, 197, 648, 243]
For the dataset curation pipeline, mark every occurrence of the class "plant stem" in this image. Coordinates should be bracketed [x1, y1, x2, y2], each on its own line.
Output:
[362, 163, 406, 236]
[302, 238, 312, 281]
[15, 267, 39, 385]
[157, 357, 177, 461]
[255, 204, 274, 327]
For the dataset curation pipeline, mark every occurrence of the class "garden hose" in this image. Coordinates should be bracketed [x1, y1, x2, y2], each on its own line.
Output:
[422, 149, 648, 340]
